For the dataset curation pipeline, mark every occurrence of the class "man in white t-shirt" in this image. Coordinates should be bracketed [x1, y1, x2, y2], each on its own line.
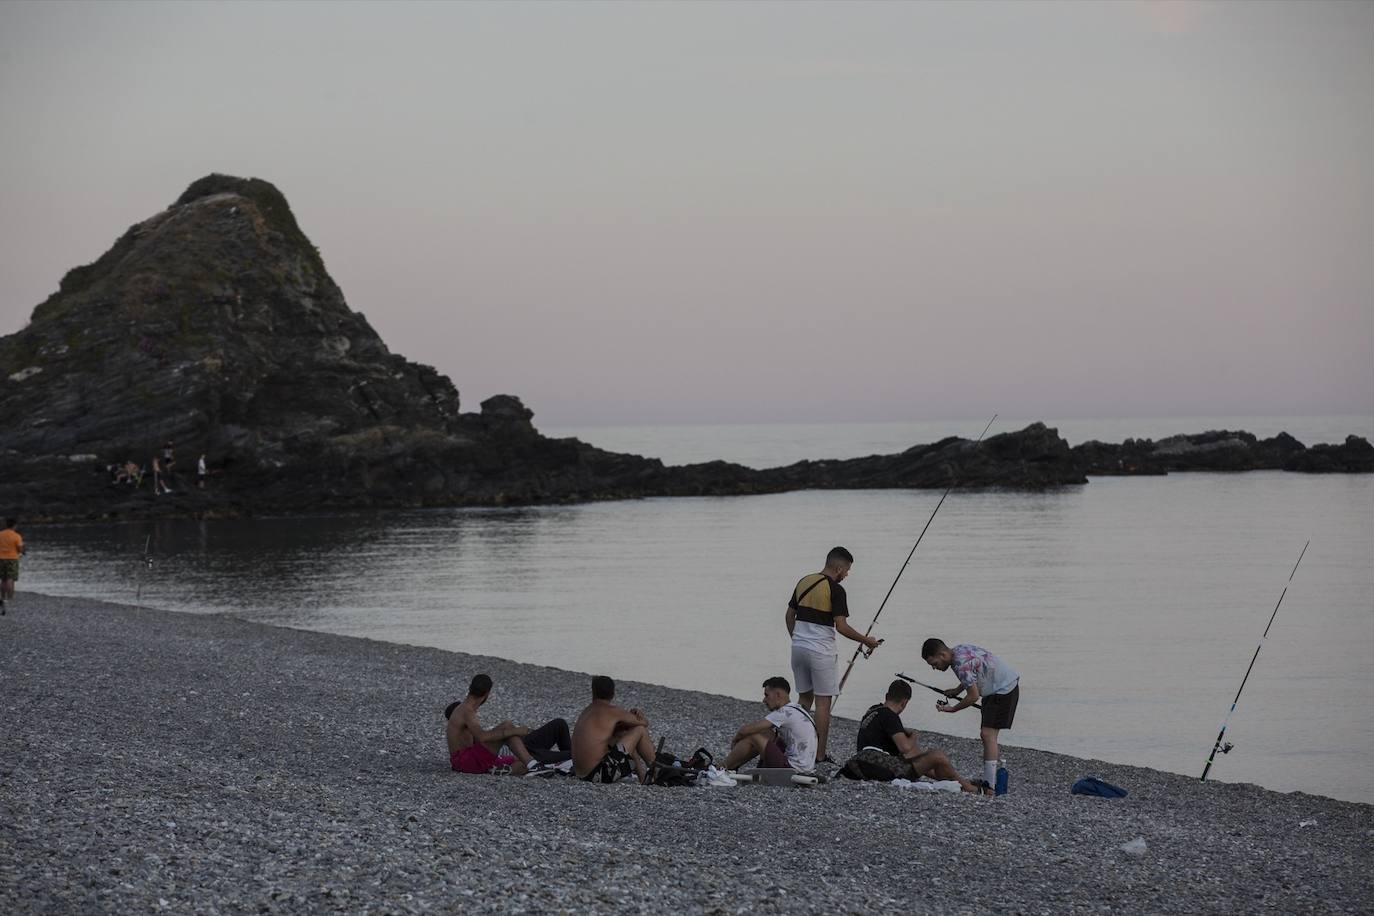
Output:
[786, 546, 882, 763]
[721, 676, 817, 773]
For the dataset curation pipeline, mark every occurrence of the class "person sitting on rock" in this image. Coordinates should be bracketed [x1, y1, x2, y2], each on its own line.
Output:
[445, 673, 572, 775]
[571, 675, 657, 783]
[720, 676, 817, 773]
[849, 679, 979, 792]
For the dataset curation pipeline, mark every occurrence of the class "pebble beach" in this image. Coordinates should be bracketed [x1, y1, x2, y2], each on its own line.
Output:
[1, 593, 1369, 914]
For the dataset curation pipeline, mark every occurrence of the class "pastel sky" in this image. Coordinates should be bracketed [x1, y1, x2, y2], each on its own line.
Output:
[1, 1, 1371, 425]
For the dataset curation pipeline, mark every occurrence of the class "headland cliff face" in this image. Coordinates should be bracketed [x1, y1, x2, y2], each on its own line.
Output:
[0, 175, 1367, 521]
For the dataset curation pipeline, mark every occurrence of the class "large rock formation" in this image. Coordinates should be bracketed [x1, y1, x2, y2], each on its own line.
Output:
[0, 175, 1365, 521]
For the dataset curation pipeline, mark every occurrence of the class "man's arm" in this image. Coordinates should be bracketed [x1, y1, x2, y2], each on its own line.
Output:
[939, 683, 980, 713]
[466, 710, 529, 742]
[891, 730, 924, 761]
[835, 616, 881, 649]
[785, 606, 796, 637]
[615, 705, 648, 728]
[733, 718, 775, 744]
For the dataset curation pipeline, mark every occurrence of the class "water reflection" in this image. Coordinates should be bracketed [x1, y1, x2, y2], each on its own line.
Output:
[26, 473, 1374, 802]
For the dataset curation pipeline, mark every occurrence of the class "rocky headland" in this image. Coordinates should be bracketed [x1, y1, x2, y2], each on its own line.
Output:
[1, 175, 1368, 522]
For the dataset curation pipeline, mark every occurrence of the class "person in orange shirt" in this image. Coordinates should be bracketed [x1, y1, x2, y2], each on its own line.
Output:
[0, 517, 23, 614]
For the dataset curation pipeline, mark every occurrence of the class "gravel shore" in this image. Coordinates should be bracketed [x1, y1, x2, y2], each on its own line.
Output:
[2, 593, 1369, 914]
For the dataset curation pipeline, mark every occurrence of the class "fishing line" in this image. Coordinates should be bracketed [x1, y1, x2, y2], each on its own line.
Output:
[1200, 539, 1309, 781]
[835, 414, 997, 705]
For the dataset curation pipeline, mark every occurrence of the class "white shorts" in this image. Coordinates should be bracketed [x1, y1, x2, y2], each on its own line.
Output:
[791, 645, 839, 696]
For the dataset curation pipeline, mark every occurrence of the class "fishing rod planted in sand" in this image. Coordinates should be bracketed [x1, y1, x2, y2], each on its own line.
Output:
[135, 534, 153, 601]
[1200, 540, 1309, 782]
[893, 671, 982, 711]
[835, 414, 997, 705]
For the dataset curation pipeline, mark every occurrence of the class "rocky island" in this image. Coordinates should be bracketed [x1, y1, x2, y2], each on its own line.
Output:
[1, 175, 1369, 522]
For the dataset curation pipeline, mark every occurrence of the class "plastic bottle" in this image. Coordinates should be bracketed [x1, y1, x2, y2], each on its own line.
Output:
[994, 758, 1009, 796]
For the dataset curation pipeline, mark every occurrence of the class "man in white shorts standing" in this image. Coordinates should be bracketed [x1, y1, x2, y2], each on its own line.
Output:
[785, 546, 882, 763]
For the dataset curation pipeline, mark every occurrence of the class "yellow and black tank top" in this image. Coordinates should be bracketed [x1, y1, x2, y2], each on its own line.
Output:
[789, 573, 850, 653]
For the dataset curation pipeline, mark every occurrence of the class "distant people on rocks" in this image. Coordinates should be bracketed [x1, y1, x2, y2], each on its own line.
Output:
[0, 517, 24, 614]
[162, 440, 176, 471]
[923, 638, 1021, 794]
[197, 453, 208, 489]
[786, 546, 882, 764]
[152, 456, 173, 495]
[721, 676, 817, 773]
[445, 674, 572, 776]
[571, 675, 657, 783]
[845, 679, 979, 792]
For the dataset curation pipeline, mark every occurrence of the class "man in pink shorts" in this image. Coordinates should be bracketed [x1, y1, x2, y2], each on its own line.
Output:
[445, 673, 571, 775]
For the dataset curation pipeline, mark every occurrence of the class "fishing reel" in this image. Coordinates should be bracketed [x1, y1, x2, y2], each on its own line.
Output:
[859, 638, 885, 659]
[1219, 741, 1234, 755]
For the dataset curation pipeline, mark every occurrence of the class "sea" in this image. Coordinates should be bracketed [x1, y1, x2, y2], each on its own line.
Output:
[22, 414, 1374, 803]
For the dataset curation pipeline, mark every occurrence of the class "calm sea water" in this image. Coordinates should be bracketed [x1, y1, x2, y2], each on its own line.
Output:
[21, 416, 1374, 803]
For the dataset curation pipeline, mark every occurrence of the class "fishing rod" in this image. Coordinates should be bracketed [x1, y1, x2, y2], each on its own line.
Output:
[1200, 539, 1309, 781]
[894, 671, 982, 710]
[835, 414, 997, 704]
[135, 534, 153, 601]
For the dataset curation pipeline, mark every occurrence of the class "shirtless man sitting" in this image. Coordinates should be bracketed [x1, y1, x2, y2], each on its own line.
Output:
[571, 675, 657, 783]
[445, 673, 572, 775]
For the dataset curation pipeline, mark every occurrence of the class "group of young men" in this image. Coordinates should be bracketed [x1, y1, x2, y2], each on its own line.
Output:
[443, 545, 1021, 793]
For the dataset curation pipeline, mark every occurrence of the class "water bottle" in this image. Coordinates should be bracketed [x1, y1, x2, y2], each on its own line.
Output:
[994, 758, 1009, 796]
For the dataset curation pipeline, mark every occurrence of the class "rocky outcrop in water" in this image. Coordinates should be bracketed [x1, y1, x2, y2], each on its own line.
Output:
[1071, 430, 1374, 475]
[0, 175, 1366, 522]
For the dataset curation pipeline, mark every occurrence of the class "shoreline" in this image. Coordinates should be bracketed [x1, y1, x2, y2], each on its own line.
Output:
[2, 593, 1369, 913]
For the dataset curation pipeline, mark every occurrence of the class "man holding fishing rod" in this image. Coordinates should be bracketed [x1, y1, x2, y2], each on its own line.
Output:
[922, 638, 1019, 794]
[786, 546, 882, 764]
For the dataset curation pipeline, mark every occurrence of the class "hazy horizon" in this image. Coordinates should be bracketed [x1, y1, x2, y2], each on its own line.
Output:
[2, 1, 1371, 426]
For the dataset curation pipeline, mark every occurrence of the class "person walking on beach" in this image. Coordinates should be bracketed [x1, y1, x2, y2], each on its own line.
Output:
[445, 673, 572, 775]
[721, 676, 817, 773]
[922, 638, 1020, 793]
[0, 518, 23, 614]
[850, 679, 979, 792]
[786, 546, 882, 763]
[571, 675, 657, 783]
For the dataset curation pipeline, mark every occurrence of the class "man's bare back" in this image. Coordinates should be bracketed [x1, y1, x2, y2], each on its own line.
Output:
[572, 698, 655, 782]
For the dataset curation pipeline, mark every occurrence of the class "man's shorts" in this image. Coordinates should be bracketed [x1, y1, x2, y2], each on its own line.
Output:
[762, 736, 791, 769]
[0, 559, 18, 581]
[981, 683, 1019, 730]
[450, 743, 516, 774]
[790, 645, 839, 696]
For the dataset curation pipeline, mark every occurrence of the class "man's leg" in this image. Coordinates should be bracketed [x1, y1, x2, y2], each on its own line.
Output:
[910, 750, 978, 793]
[481, 720, 533, 773]
[722, 733, 768, 770]
[813, 695, 833, 762]
[796, 690, 814, 712]
[523, 718, 572, 764]
[611, 724, 655, 783]
[980, 726, 1000, 794]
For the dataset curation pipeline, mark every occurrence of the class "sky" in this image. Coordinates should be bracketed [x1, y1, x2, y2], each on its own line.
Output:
[1, 1, 1371, 426]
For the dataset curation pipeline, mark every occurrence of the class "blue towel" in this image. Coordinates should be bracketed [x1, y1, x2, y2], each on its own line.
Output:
[1072, 776, 1128, 798]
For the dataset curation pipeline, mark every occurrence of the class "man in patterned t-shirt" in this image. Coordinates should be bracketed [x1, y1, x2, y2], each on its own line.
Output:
[922, 638, 1020, 794]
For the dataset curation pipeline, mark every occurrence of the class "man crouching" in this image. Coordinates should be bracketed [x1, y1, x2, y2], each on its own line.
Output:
[721, 676, 817, 773]
[571, 675, 657, 783]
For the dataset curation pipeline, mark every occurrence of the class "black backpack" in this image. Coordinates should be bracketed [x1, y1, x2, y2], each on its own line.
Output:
[649, 746, 714, 787]
[838, 749, 906, 782]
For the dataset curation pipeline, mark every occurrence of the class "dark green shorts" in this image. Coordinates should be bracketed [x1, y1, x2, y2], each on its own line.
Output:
[0, 559, 18, 581]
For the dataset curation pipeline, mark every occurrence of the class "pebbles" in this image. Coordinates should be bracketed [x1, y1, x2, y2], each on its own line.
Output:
[1, 593, 1370, 914]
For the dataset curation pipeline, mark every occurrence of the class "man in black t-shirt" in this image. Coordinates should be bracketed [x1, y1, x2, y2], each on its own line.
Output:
[852, 680, 978, 793]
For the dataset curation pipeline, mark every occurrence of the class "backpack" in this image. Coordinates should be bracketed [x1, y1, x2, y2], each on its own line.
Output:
[1071, 776, 1128, 798]
[837, 748, 907, 782]
[649, 747, 714, 787]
